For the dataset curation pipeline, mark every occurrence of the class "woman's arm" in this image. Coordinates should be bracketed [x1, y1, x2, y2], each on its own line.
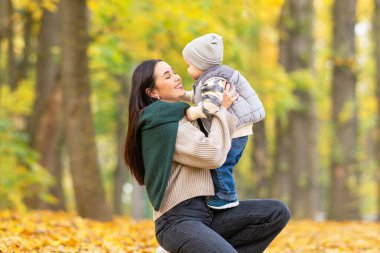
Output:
[173, 107, 237, 169]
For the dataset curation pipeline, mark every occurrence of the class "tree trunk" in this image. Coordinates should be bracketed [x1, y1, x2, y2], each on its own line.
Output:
[328, 0, 359, 220]
[287, 0, 318, 219]
[61, 0, 112, 221]
[26, 6, 66, 210]
[6, 0, 16, 90]
[0, 40, 2, 86]
[1, 1, 33, 90]
[0, 0, 10, 40]
[272, 4, 292, 203]
[0, 0, 11, 86]
[13, 11, 33, 89]
[131, 179, 146, 220]
[252, 120, 269, 198]
[113, 75, 129, 215]
[288, 92, 318, 219]
[272, 118, 290, 201]
[277, 0, 318, 219]
[374, 0, 380, 221]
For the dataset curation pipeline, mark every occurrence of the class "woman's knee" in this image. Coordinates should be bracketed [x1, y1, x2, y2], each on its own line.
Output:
[271, 200, 291, 226]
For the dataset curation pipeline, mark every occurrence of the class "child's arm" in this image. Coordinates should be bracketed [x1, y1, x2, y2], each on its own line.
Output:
[186, 103, 207, 121]
[182, 90, 194, 103]
[186, 77, 227, 121]
[183, 90, 206, 120]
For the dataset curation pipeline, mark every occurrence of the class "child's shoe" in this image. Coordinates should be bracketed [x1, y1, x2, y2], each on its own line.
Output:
[207, 197, 239, 209]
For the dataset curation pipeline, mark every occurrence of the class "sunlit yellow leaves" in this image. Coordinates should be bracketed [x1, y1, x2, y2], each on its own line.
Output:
[0, 85, 58, 209]
[87, 0, 286, 87]
[0, 210, 157, 253]
[41, 0, 58, 12]
[267, 220, 380, 253]
[1, 211, 379, 253]
[0, 83, 55, 210]
[357, 0, 374, 22]
[253, 0, 284, 24]
[0, 82, 34, 117]
[12, 0, 59, 20]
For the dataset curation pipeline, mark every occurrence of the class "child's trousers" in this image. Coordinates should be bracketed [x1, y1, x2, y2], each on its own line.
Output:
[211, 136, 248, 201]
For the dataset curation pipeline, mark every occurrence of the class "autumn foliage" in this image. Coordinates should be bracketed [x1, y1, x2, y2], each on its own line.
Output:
[0, 210, 157, 253]
[0, 210, 379, 253]
[268, 220, 380, 253]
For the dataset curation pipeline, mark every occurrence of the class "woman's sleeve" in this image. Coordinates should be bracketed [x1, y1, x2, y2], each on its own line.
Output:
[173, 108, 237, 169]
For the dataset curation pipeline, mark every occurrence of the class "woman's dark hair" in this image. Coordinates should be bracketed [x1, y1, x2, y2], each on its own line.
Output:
[124, 59, 161, 185]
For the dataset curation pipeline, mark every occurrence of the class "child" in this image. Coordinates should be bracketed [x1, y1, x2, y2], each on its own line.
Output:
[182, 33, 265, 209]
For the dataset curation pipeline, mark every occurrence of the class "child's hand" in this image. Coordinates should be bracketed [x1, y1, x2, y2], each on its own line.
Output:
[185, 106, 207, 121]
[185, 108, 194, 121]
[221, 82, 239, 109]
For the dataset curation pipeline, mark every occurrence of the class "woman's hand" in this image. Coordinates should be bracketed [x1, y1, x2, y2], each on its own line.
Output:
[221, 82, 239, 109]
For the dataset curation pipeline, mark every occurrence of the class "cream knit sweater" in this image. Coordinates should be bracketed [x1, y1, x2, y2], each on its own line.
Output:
[153, 108, 237, 220]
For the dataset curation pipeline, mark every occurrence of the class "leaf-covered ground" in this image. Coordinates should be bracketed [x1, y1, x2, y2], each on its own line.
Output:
[0, 210, 379, 253]
[267, 220, 380, 253]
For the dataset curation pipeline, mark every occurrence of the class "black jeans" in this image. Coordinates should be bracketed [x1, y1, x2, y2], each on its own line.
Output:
[155, 197, 291, 253]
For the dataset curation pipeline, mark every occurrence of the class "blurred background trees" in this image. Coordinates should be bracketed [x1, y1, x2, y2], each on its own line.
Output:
[0, 0, 379, 221]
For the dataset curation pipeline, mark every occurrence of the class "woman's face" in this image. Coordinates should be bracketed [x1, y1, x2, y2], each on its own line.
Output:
[186, 62, 203, 80]
[152, 61, 185, 102]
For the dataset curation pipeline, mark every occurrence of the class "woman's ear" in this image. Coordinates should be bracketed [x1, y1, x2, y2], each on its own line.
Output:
[145, 88, 160, 99]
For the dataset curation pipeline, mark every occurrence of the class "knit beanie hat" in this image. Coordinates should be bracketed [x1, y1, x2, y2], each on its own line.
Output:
[182, 33, 224, 71]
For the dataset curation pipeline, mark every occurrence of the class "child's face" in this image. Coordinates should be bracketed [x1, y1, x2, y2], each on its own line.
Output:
[186, 62, 204, 80]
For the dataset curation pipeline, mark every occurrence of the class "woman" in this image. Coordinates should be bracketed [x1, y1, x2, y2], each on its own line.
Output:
[124, 59, 290, 253]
